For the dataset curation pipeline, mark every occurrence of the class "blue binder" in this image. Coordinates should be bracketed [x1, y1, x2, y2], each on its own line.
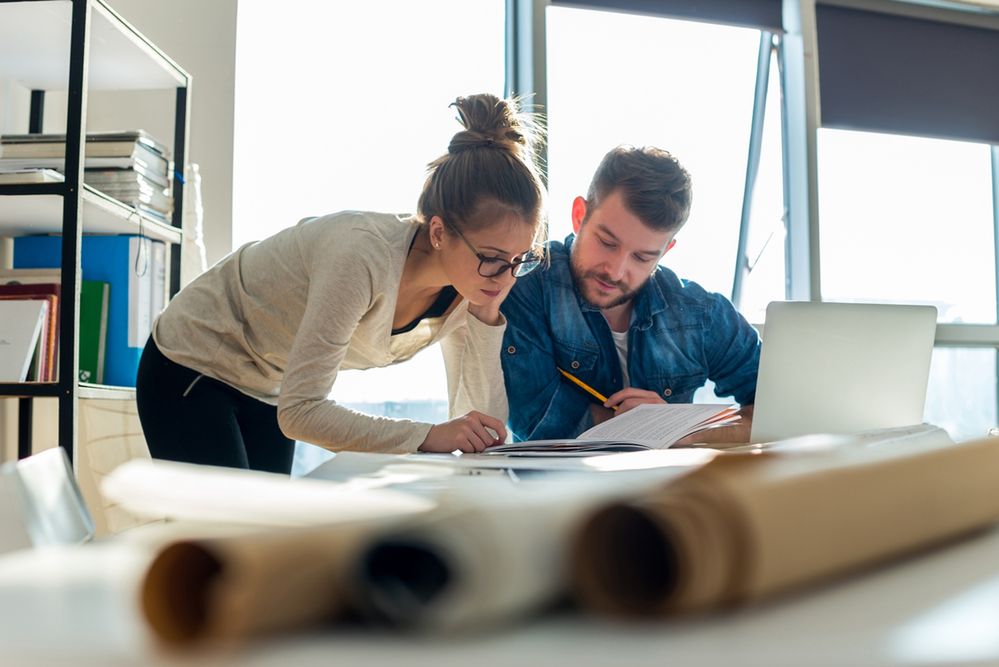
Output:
[14, 235, 162, 387]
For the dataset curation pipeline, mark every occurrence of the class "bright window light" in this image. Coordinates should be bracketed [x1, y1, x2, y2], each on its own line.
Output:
[817, 128, 996, 323]
[233, 0, 505, 415]
[817, 129, 998, 439]
[546, 6, 780, 300]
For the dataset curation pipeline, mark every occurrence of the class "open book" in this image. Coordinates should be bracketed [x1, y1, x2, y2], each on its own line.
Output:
[487, 403, 740, 456]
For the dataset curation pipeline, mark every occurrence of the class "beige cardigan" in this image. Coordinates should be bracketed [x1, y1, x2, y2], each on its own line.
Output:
[153, 211, 508, 453]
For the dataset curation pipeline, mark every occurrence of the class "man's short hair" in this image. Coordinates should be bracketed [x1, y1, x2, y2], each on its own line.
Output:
[585, 145, 693, 232]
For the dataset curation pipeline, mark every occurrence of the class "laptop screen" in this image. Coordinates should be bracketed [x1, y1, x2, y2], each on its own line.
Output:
[750, 301, 937, 443]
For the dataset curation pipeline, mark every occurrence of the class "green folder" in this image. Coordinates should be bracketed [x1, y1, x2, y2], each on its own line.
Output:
[79, 280, 110, 384]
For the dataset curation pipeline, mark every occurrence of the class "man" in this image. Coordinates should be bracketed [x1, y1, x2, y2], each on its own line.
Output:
[500, 145, 760, 443]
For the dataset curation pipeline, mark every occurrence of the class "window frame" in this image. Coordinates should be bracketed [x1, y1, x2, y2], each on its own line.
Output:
[508, 0, 999, 420]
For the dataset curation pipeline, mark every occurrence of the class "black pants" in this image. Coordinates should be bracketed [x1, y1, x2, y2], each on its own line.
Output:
[135, 337, 295, 474]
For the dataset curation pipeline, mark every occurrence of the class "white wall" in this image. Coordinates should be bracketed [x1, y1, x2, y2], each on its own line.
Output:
[104, 0, 238, 266]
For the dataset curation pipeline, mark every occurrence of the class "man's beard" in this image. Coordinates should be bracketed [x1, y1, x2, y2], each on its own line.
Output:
[570, 252, 640, 310]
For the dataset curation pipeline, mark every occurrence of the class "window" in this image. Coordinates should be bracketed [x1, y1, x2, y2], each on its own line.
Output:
[817, 129, 996, 323]
[735, 42, 786, 324]
[546, 6, 780, 299]
[816, 128, 998, 437]
[232, 1, 999, 460]
[807, 3, 999, 437]
[546, 6, 785, 404]
[925, 348, 997, 441]
[233, 1, 505, 472]
[234, 1, 506, 246]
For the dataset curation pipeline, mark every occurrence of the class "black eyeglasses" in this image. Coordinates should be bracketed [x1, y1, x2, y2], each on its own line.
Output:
[446, 223, 542, 278]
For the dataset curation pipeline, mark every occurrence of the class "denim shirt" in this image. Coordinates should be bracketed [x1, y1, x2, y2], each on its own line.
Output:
[500, 234, 761, 441]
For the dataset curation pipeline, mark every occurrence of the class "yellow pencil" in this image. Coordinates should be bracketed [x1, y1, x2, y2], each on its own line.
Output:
[557, 367, 617, 411]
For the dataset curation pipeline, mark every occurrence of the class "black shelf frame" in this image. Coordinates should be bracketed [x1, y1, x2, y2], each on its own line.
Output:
[1, 0, 191, 463]
[0, 183, 67, 196]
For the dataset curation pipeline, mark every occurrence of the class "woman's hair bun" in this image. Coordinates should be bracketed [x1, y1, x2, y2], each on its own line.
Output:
[447, 94, 540, 158]
[418, 92, 547, 243]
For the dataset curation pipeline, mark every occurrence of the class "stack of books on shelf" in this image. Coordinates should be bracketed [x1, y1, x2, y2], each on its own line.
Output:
[0, 268, 111, 384]
[0, 130, 173, 224]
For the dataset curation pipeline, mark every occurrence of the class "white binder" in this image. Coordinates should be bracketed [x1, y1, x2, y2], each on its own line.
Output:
[0, 299, 48, 382]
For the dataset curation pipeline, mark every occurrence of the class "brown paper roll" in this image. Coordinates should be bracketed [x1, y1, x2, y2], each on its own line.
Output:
[141, 522, 376, 644]
[572, 436, 999, 616]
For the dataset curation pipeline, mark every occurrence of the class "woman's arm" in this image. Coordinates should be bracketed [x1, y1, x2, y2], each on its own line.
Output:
[438, 309, 510, 440]
[277, 240, 434, 454]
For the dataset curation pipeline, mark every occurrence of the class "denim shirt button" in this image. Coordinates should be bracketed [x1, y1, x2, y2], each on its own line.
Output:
[506, 345, 516, 354]
[663, 387, 673, 397]
[570, 360, 580, 370]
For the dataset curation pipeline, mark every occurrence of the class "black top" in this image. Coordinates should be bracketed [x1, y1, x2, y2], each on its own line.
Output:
[391, 286, 458, 336]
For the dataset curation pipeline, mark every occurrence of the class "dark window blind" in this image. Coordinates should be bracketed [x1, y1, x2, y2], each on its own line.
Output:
[817, 3, 999, 144]
[551, 0, 783, 32]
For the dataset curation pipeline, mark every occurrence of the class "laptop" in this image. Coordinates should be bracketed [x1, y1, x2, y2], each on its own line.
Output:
[749, 301, 938, 443]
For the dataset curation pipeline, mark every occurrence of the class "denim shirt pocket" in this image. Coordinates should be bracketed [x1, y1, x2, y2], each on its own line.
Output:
[502, 332, 599, 377]
[501, 336, 600, 440]
[637, 315, 708, 402]
[644, 370, 706, 403]
[552, 340, 600, 376]
[500, 332, 600, 391]
[502, 334, 550, 393]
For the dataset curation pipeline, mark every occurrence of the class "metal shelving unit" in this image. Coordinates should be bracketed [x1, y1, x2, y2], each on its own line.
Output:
[0, 0, 191, 463]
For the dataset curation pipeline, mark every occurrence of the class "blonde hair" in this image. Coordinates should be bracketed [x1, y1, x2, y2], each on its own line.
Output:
[418, 94, 547, 246]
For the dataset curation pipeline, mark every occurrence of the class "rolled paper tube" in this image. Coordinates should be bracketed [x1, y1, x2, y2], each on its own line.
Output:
[141, 522, 380, 644]
[352, 470, 702, 632]
[354, 503, 581, 632]
[572, 435, 999, 615]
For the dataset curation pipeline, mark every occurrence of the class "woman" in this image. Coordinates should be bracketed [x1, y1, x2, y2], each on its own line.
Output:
[136, 93, 547, 473]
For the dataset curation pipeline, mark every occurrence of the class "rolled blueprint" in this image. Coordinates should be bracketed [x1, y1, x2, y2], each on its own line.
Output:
[354, 483, 596, 632]
[571, 432, 999, 615]
[141, 522, 388, 643]
[351, 456, 708, 632]
[100, 459, 434, 644]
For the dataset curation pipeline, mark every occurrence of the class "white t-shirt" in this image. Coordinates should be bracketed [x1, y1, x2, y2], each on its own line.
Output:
[610, 328, 630, 388]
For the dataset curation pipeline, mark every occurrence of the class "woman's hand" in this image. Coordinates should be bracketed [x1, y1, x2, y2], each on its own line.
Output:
[419, 411, 508, 453]
[467, 279, 516, 326]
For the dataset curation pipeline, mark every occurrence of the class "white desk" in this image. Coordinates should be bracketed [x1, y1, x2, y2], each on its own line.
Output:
[4, 523, 999, 667]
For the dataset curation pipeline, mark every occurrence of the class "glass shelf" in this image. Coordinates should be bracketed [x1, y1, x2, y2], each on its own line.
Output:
[0, 0, 188, 91]
[0, 183, 182, 244]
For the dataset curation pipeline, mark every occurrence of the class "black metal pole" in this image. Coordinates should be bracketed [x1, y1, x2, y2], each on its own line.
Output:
[17, 399, 33, 460]
[170, 85, 189, 296]
[57, 0, 93, 464]
[28, 90, 45, 134]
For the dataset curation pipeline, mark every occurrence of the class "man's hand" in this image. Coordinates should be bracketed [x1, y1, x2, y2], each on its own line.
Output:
[419, 411, 508, 453]
[589, 388, 666, 426]
[603, 387, 667, 414]
[673, 405, 755, 446]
